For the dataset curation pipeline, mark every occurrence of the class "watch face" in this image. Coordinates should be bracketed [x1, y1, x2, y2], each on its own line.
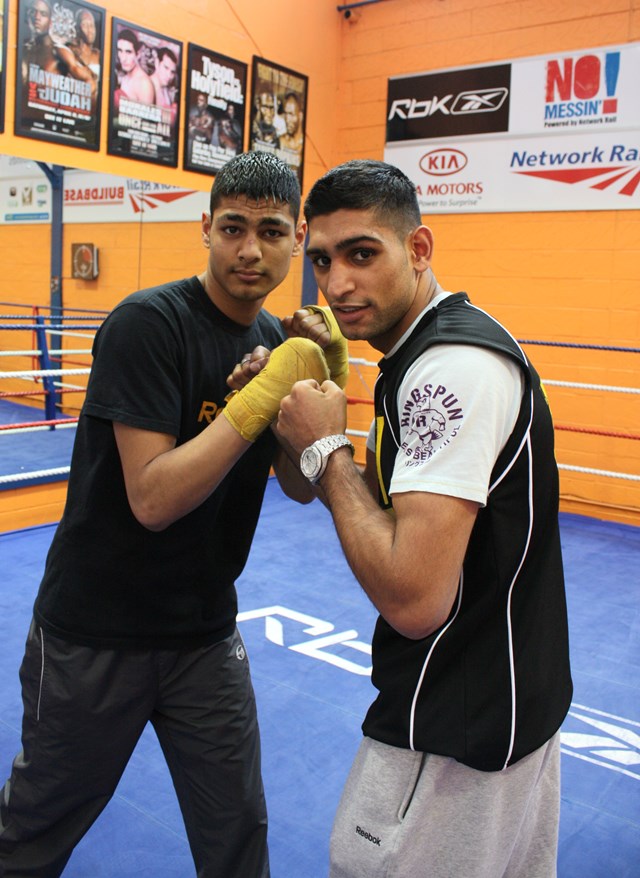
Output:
[301, 445, 322, 480]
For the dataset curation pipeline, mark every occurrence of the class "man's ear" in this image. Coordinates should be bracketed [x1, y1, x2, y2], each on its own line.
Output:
[410, 225, 434, 273]
[292, 219, 308, 257]
[201, 212, 212, 248]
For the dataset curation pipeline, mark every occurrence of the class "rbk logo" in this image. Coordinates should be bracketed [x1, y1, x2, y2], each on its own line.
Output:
[388, 87, 508, 120]
[450, 88, 509, 114]
[561, 704, 640, 780]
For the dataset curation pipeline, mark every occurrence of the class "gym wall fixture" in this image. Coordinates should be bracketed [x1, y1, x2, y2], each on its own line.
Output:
[337, 0, 384, 22]
[71, 243, 99, 280]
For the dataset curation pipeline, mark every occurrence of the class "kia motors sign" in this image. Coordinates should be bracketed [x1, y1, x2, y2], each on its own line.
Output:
[419, 148, 468, 176]
[385, 42, 640, 213]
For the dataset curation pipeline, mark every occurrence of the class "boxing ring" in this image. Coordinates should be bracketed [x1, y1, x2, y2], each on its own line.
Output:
[1, 302, 639, 508]
[0, 469, 638, 877]
[0, 303, 104, 492]
[0, 301, 638, 876]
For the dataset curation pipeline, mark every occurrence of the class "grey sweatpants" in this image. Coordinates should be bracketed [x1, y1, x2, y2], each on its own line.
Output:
[0, 621, 269, 878]
[330, 733, 561, 878]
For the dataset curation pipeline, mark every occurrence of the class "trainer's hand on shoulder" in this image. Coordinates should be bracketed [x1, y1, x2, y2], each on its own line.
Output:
[226, 345, 271, 390]
[277, 379, 347, 454]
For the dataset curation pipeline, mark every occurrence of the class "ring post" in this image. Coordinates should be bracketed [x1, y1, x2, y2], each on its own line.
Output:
[34, 315, 58, 425]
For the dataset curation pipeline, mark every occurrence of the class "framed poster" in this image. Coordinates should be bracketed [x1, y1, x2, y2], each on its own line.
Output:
[107, 18, 182, 167]
[14, 0, 104, 149]
[184, 44, 247, 175]
[0, 0, 8, 133]
[250, 56, 307, 187]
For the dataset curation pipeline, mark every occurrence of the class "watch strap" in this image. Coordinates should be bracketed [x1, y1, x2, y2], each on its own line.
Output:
[304, 434, 355, 484]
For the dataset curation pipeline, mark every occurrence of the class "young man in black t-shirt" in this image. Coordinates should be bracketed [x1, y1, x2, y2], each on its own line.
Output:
[0, 152, 346, 878]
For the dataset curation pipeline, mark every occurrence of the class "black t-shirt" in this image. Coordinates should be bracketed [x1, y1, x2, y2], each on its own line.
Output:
[34, 276, 286, 648]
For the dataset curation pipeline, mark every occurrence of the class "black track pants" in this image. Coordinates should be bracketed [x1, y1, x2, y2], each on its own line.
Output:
[0, 621, 269, 878]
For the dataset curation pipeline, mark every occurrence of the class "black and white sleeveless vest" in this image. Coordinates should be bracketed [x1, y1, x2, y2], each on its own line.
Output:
[364, 293, 572, 770]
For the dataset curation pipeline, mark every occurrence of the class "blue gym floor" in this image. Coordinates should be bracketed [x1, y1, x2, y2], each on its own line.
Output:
[0, 402, 639, 876]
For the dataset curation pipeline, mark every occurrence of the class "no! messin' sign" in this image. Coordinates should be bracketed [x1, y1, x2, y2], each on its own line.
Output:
[384, 42, 640, 213]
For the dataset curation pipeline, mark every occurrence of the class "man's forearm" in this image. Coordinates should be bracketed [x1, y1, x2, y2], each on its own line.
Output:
[318, 449, 469, 640]
[317, 450, 403, 618]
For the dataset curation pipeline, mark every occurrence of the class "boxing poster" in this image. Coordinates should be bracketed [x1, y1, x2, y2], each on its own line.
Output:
[249, 56, 308, 187]
[183, 44, 247, 176]
[14, 0, 105, 149]
[107, 18, 182, 167]
[0, 0, 8, 133]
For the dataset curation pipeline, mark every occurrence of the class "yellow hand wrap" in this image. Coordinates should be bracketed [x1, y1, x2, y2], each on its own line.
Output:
[222, 337, 330, 442]
[304, 305, 350, 389]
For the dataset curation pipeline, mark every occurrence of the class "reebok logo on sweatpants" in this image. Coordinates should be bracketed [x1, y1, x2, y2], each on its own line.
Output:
[356, 825, 381, 845]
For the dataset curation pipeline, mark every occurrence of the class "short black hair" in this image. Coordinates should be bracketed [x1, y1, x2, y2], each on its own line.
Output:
[117, 29, 139, 52]
[304, 159, 421, 237]
[156, 47, 178, 66]
[209, 151, 301, 221]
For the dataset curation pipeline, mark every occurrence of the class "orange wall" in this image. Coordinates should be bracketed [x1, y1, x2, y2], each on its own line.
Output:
[0, 0, 337, 531]
[1, 0, 639, 527]
[335, 0, 640, 526]
[0, 0, 340, 192]
[0, 0, 339, 313]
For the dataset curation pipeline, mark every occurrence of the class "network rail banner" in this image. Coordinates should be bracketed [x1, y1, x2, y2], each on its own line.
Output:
[384, 42, 640, 213]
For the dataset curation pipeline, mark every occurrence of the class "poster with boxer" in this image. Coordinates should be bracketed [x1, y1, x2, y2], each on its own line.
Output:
[184, 43, 247, 175]
[107, 18, 182, 167]
[0, 0, 8, 132]
[14, 0, 104, 149]
[249, 56, 307, 187]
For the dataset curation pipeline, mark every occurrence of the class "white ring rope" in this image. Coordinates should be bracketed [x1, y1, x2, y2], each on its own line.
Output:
[350, 357, 378, 368]
[45, 329, 96, 340]
[0, 349, 92, 357]
[0, 360, 636, 395]
[558, 464, 639, 481]
[0, 466, 70, 484]
[0, 355, 637, 487]
[0, 368, 91, 379]
[351, 359, 639, 395]
[53, 382, 86, 391]
[544, 380, 640, 394]
[0, 422, 77, 435]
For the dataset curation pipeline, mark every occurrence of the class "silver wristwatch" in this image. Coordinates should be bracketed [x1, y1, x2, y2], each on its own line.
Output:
[300, 434, 355, 484]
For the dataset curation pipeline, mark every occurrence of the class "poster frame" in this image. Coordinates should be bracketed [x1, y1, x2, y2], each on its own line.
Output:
[14, 0, 105, 150]
[107, 17, 183, 168]
[183, 42, 248, 176]
[249, 55, 308, 188]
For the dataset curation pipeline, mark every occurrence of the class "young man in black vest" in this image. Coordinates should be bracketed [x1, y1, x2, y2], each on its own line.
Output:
[278, 159, 572, 878]
[0, 151, 348, 878]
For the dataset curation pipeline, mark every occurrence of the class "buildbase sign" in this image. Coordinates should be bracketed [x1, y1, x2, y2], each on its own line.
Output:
[384, 42, 640, 213]
[63, 170, 209, 223]
[0, 157, 209, 224]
